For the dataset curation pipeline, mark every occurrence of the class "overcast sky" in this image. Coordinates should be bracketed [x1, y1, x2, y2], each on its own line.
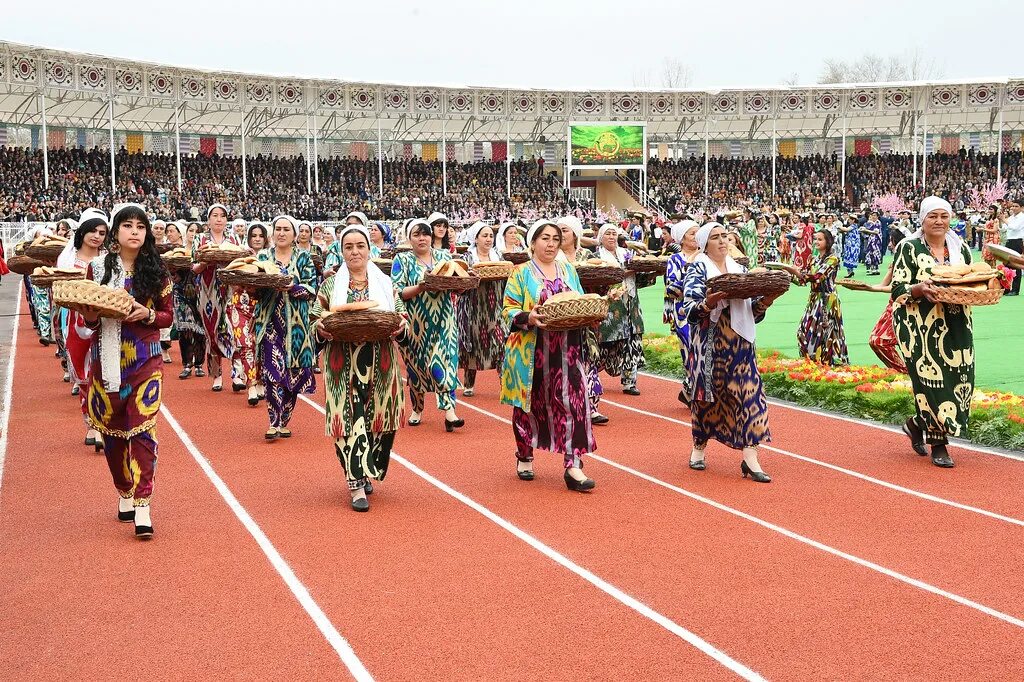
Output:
[3, 0, 1022, 90]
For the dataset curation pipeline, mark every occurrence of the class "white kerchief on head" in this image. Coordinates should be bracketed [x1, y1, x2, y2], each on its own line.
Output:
[694, 221, 756, 344]
[345, 211, 369, 226]
[110, 203, 147, 228]
[596, 223, 625, 265]
[270, 214, 296, 231]
[466, 221, 500, 263]
[557, 215, 583, 248]
[330, 224, 396, 313]
[207, 203, 229, 220]
[671, 220, 699, 244]
[910, 195, 964, 265]
[427, 212, 448, 226]
[526, 219, 557, 250]
[495, 222, 520, 254]
[231, 218, 246, 227]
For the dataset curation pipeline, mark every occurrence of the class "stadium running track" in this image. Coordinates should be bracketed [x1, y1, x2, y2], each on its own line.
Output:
[2, 282, 1023, 680]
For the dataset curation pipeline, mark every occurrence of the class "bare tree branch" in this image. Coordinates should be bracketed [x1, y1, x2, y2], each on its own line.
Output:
[661, 58, 693, 89]
[817, 49, 944, 84]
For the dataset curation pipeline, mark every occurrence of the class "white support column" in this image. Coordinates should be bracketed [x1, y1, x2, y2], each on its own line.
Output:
[771, 117, 777, 199]
[840, 116, 847, 191]
[997, 106, 1004, 184]
[505, 118, 511, 198]
[108, 97, 116, 193]
[39, 93, 49, 189]
[912, 113, 918, 186]
[377, 117, 384, 198]
[442, 119, 447, 196]
[921, 115, 928, 192]
[312, 113, 319, 193]
[174, 103, 182, 193]
[305, 116, 312, 193]
[703, 118, 710, 200]
[240, 111, 248, 197]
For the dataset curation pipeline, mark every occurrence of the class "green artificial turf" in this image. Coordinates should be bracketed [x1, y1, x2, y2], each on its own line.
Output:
[638, 253, 1024, 395]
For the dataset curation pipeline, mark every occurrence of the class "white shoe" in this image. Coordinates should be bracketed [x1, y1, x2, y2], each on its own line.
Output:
[463, 387, 475, 397]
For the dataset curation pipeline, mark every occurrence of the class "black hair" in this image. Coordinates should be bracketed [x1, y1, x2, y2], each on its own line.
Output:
[410, 221, 433, 239]
[101, 206, 167, 303]
[431, 220, 451, 250]
[815, 229, 835, 254]
[247, 223, 269, 249]
[74, 217, 107, 250]
[531, 223, 562, 245]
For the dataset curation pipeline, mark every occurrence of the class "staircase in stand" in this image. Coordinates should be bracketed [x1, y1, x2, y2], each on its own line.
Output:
[613, 171, 670, 219]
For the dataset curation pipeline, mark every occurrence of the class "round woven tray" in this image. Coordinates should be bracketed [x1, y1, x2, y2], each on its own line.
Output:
[930, 273, 1000, 286]
[931, 286, 1003, 306]
[8, 255, 46, 275]
[218, 270, 293, 290]
[155, 243, 177, 254]
[575, 264, 624, 290]
[162, 254, 194, 270]
[31, 270, 86, 288]
[372, 258, 394, 274]
[536, 296, 609, 331]
[503, 251, 529, 265]
[321, 309, 402, 343]
[395, 244, 413, 253]
[423, 273, 481, 292]
[707, 270, 792, 299]
[837, 278, 875, 292]
[734, 257, 750, 268]
[196, 247, 253, 265]
[52, 279, 134, 320]
[24, 242, 66, 263]
[455, 245, 469, 254]
[628, 256, 668, 275]
[378, 248, 396, 260]
[472, 261, 514, 281]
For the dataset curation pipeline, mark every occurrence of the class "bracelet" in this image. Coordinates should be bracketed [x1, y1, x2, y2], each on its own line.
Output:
[147, 308, 156, 325]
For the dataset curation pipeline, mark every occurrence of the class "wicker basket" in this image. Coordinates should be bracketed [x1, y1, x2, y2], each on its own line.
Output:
[536, 296, 609, 331]
[503, 251, 529, 265]
[378, 248, 396, 260]
[30, 270, 86, 288]
[196, 247, 254, 265]
[155, 243, 177, 254]
[734, 257, 750, 268]
[931, 286, 1003, 306]
[628, 256, 669, 275]
[218, 270, 293, 290]
[575, 264, 625, 290]
[372, 258, 394, 274]
[162, 254, 194, 270]
[321, 309, 402, 343]
[423, 273, 481, 292]
[455, 244, 469, 254]
[52, 279, 134, 320]
[707, 270, 792, 299]
[395, 244, 413, 253]
[24, 242, 67, 263]
[472, 261, 514, 281]
[837, 278, 876, 292]
[8, 255, 46, 275]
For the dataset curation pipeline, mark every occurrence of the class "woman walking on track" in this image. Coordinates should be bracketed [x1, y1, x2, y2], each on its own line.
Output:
[501, 219, 597, 491]
[192, 204, 239, 391]
[682, 223, 778, 482]
[664, 220, 701, 403]
[791, 214, 814, 271]
[312, 224, 406, 512]
[595, 223, 647, 396]
[229, 222, 268, 405]
[392, 219, 464, 431]
[173, 222, 206, 379]
[796, 230, 849, 366]
[891, 196, 975, 469]
[253, 216, 318, 440]
[324, 211, 370, 277]
[79, 204, 172, 539]
[458, 221, 506, 397]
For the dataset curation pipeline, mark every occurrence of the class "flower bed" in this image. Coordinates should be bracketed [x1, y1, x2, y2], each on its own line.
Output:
[642, 336, 1024, 451]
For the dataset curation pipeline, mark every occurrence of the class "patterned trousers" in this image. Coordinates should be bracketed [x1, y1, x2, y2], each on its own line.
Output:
[410, 388, 455, 412]
[266, 382, 299, 428]
[177, 331, 206, 369]
[512, 407, 582, 469]
[104, 427, 158, 507]
[335, 430, 395, 491]
[586, 360, 603, 411]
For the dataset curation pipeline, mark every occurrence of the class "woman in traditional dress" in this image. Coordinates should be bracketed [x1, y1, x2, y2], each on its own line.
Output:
[501, 219, 597, 491]
[229, 222, 268, 406]
[252, 216, 318, 440]
[839, 214, 862, 278]
[595, 224, 647, 396]
[192, 204, 239, 391]
[174, 222, 206, 379]
[778, 213, 793, 264]
[796, 230, 849, 366]
[867, 262, 906, 373]
[861, 211, 884, 275]
[231, 218, 248, 244]
[496, 222, 523, 254]
[427, 212, 452, 252]
[311, 224, 406, 511]
[58, 209, 107, 449]
[393, 219, 464, 431]
[458, 221, 506, 397]
[682, 222, 777, 481]
[311, 224, 329, 258]
[324, 211, 369, 278]
[26, 224, 57, 346]
[891, 196, 974, 469]
[79, 204, 172, 538]
[369, 222, 394, 252]
[756, 216, 779, 264]
[981, 206, 1005, 267]
[738, 208, 758, 267]
[664, 220, 701, 403]
[791, 214, 814, 271]
[48, 219, 80, 382]
[296, 220, 324, 268]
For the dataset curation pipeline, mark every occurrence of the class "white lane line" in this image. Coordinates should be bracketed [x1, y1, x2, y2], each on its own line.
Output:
[298, 395, 764, 681]
[160, 403, 374, 682]
[600, 398, 1024, 528]
[454, 398, 1024, 629]
[0, 280, 23, 499]
[637, 370, 1024, 462]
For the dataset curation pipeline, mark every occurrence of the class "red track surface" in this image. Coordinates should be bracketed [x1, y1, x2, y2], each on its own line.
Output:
[2, 302, 1023, 680]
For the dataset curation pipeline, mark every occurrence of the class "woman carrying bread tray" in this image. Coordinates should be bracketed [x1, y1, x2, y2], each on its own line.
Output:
[682, 223, 780, 482]
[392, 219, 464, 431]
[664, 220, 702, 405]
[311, 224, 407, 512]
[595, 223, 649, 396]
[25, 224, 59, 345]
[252, 216, 318, 440]
[457, 221, 506, 398]
[891, 196, 979, 469]
[174, 221, 207, 380]
[501, 219, 597, 492]
[192, 204, 242, 392]
[77, 204, 172, 539]
[228, 222, 269, 406]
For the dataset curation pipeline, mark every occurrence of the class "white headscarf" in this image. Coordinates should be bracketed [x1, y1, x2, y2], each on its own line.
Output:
[671, 220, 699, 245]
[270, 215, 297, 235]
[911, 196, 965, 265]
[231, 218, 246, 228]
[495, 222, 521, 255]
[207, 203, 229, 221]
[466, 221, 500, 264]
[694, 222, 756, 344]
[330, 225, 396, 313]
[58, 209, 107, 268]
[596, 223, 627, 266]
[345, 211, 369, 227]
[526, 219, 558, 249]
[557, 216, 584, 247]
[427, 212, 449, 227]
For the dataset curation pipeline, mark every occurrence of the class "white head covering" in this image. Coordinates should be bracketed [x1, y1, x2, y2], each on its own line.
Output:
[910, 196, 965, 265]
[671, 220, 699, 245]
[231, 218, 246, 227]
[345, 211, 368, 226]
[270, 215, 297, 231]
[693, 222, 756, 344]
[110, 203, 148, 228]
[596, 224, 626, 266]
[406, 218, 432, 240]
[495, 222, 521, 254]
[427, 212, 449, 226]
[58, 209, 108, 268]
[329, 224, 396, 313]
[556, 215, 584, 247]
[206, 203, 229, 221]
[465, 221, 500, 263]
[526, 219, 558, 249]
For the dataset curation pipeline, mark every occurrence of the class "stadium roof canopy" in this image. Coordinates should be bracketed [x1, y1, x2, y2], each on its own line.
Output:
[1, 40, 1023, 146]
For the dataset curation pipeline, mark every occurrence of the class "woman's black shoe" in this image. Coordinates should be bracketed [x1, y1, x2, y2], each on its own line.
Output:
[678, 389, 689, 405]
[211, 384, 223, 392]
[591, 413, 609, 425]
[232, 382, 246, 393]
[178, 367, 193, 380]
[85, 436, 96, 446]
[564, 470, 595, 492]
[741, 461, 771, 483]
[623, 386, 641, 396]
[444, 418, 465, 433]
[364, 481, 374, 495]
[134, 524, 153, 538]
[248, 397, 259, 407]
[517, 467, 535, 481]
[930, 444, 955, 468]
[94, 440, 104, 453]
[118, 509, 135, 522]
[195, 368, 206, 378]
[39, 338, 51, 347]
[71, 385, 79, 396]
[902, 418, 928, 456]
[689, 459, 706, 471]
[351, 496, 369, 512]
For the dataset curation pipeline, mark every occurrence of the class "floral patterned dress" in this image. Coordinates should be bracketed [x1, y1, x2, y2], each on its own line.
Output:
[457, 248, 507, 387]
[192, 231, 240, 373]
[796, 254, 849, 366]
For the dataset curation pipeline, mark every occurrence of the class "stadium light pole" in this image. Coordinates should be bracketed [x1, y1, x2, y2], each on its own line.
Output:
[997, 104, 1003, 184]
[921, 115, 928, 193]
[442, 118, 447, 196]
[39, 93, 49, 189]
[911, 112, 917, 187]
[771, 116, 777, 199]
[377, 117, 384, 198]
[506, 117, 511, 198]
[703, 117, 709, 200]
[240, 110, 248, 197]
[108, 97, 116, 193]
[840, 116, 847, 192]
[305, 116, 312, 193]
[174, 102, 182, 194]
[312, 112, 319, 193]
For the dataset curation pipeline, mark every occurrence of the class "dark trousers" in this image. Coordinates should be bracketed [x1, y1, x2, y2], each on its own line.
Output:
[1008, 239, 1024, 294]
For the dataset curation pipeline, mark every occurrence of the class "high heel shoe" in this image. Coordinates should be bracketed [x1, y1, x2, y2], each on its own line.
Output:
[94, 438, 104, 453]
[740, 461, 771, 483]
[564, 469, 595, 492]
[117, 497, 135, 523]
[444, 418, 465, 433]
[517, 462, 535, 481]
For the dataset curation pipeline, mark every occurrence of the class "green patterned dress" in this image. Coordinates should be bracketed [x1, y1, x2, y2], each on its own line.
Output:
[312, 277, 405, 490]
[890, 238, 975, 444]
[391, 249, 460, 412]
[739, 219, 759, 267]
